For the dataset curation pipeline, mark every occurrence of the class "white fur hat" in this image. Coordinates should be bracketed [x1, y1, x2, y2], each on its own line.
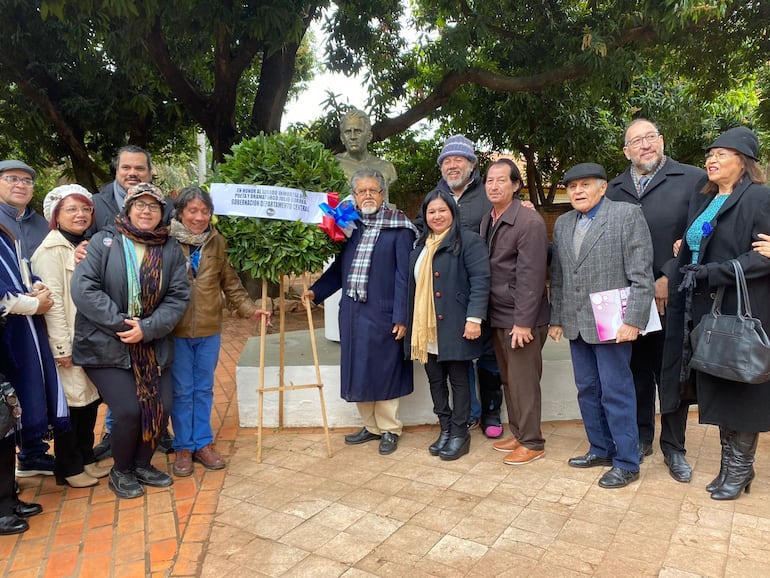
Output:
[43, 184, 93, 221]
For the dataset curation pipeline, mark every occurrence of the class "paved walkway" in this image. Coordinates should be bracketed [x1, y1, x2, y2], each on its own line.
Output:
[2, 315, 770, 577]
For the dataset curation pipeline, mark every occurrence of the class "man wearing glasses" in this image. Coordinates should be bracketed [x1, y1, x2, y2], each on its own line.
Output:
[0, 159, 58, 479]
[606, 119, 706, 483]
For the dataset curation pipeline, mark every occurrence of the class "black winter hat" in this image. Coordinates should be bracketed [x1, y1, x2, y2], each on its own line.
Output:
[706, 127, 759, 161]
[562, 162, 607, 185]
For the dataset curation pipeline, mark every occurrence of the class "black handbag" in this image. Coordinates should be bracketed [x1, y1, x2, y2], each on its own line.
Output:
[0, 380, 21, 438]
[689, 259, 770, 384]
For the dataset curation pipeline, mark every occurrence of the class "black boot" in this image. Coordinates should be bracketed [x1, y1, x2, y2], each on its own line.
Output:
[478, 367, 502, 427]
[439, 435, 470, 461]
[711, 431, 758, 501]
[429, 430, 451, 456]
[706, 428, 732, 493]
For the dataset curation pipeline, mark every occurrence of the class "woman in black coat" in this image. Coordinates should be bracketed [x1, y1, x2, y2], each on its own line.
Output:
[663, 127, 770, 500]
[406, 189, 490, 460]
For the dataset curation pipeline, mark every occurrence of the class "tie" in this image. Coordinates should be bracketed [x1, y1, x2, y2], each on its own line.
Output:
[638, 175, 650, 195]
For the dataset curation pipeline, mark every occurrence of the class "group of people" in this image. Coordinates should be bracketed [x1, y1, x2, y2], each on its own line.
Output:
[308, 123, 770, 500]
[2, 120, 768, 536]
[0, 147, 270, 535]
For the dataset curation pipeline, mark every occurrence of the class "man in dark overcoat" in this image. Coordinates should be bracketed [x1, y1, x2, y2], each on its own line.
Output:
[304, 168, 417, 455]
[606, 118, 706, 482]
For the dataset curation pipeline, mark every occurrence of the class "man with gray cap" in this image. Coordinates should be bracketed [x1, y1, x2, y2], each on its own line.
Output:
[0, 159, 56, 477]
[549, 162, 654, 488]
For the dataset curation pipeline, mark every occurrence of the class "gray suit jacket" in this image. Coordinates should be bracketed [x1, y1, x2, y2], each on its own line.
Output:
[550, 197, 654, 343]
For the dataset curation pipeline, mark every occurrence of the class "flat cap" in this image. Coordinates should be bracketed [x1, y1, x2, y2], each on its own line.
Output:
[563, 162, 607, 185]
[0, 160, 36, 179]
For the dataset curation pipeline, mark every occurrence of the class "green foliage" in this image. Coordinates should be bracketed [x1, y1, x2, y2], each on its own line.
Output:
[213, 133, 349, 282]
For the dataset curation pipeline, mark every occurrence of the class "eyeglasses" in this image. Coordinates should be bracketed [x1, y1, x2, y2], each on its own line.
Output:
[0, 175, 35, 186]
[625, 132, 661, 149]
[705, 151, 739, 161]
[62, 206, 94, 215]
[132, 200, 162, 212]
[354, 188, 382, 197]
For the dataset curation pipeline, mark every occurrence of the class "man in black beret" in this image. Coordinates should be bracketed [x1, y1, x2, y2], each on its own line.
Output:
[606, 119, 706, 483]
[549, 162, 655, 488]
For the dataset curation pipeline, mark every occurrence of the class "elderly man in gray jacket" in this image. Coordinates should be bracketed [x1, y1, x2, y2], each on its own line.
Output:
[549, 163, 654, 489]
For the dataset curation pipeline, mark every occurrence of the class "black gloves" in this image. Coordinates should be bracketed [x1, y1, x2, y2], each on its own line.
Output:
[677, 264, 708, 292]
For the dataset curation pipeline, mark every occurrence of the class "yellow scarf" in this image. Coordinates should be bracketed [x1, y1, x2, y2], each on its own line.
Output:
[411, 229, 451, 363]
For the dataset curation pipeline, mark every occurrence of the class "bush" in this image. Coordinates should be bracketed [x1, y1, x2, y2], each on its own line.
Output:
[213, 133, 349, 283]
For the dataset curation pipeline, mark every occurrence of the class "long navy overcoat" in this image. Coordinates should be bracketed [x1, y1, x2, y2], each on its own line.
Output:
[311, 224, 416, 402]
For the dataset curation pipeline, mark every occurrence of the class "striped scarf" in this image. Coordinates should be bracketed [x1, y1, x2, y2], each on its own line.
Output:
[346, 207, 417, 302]
[116, 215, 168, 443]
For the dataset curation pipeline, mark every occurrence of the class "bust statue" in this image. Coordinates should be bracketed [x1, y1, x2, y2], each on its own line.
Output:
[336, 109, 397, 200]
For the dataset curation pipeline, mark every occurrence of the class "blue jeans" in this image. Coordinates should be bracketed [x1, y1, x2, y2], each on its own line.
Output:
[569, 336, 639, 472]
[171, 335, 221, 451]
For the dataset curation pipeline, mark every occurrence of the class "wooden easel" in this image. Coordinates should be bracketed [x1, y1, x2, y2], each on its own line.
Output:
[255, 273, 332, 463]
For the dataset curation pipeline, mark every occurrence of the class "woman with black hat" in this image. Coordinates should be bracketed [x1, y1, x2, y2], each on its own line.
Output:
[71, 183, 189, 499]
[662, 127, 770, 500]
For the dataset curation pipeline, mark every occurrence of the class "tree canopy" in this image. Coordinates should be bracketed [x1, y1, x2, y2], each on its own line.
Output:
[0, 0, 767, 191]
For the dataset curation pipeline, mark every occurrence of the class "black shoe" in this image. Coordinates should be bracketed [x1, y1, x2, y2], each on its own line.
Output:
[567, 453, 613, 468]
[439, 435, 470, 461]
[13, 500, 42, 518]
[428, 430, 451, 456]
[134, 465, 173, 488]
[345, 427, 381, 445]
[379, 432, 399, 455]
[156, 429, 175, 454]
[664, 452, 692, 483]
[0, 515, 28, 535]
[598, 467, 639, 488]
[93, 432, 112, 461]
[638, 442, 653, 463]
[108, 469, 144, 499]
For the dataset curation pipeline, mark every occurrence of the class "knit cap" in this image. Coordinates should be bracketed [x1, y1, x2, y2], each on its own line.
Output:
[437, 135, 478, 166]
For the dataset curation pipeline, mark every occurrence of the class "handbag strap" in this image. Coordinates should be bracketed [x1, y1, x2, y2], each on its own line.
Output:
[731, 259, 753, 318]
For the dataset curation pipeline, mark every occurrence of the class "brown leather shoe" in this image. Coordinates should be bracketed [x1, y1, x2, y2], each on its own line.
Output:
[503, 446, 544, 465]
[492, 437, 520, 453]
[193, 444, 226, 470]
[173, 449, 194, 477]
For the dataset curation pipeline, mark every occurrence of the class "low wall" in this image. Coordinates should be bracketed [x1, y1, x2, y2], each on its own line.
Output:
[236, 329, 581, 428]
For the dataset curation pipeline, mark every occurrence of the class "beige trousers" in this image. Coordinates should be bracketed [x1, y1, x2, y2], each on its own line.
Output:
[356, 398, 402, 435]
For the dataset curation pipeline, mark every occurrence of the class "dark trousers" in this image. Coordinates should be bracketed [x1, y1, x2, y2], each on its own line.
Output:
[0, 435, 16, 516]
[631, 326, 688, 454]
[424, 356, 471, 437]
[570, 336, 639, 472]
[492, 325, 547, 450]
[16, 437, 50, 466]
[85, 367, 172, 472]
[53, 400, 100, 479]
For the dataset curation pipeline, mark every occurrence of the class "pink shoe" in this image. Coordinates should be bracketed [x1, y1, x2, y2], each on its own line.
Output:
[484, 425, 504, 439]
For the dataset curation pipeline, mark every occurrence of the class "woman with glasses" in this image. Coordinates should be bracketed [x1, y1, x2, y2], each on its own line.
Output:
[71, 183, 189, 499]
[663, 127, 770, 500]
[31, 185, 110, 487]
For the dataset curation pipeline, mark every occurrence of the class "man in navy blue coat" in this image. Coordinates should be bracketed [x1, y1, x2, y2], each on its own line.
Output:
[303, 168, 417, 456]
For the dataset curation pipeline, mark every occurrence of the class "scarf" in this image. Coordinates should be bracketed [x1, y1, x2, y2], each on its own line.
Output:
[0, 233, 69, 440]
[346, 207, 417, 302]
[58, 228, 88, 248]
[410, 229, 450, 363]
[116, 215, 168, 443]
[170, 219, 211, 278]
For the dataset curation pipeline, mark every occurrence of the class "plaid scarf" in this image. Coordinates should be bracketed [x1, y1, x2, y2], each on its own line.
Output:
[346, 207, 417, 302]
[116, 215, 169, 443]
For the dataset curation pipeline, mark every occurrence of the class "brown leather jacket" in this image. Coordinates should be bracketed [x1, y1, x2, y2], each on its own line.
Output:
[173, 228, 257, 338]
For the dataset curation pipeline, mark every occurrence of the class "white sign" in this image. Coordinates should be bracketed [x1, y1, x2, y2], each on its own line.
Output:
[210, 183, 329, 223]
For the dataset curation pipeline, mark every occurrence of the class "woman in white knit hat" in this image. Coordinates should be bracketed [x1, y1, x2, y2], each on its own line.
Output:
[31, 184, 109, 487]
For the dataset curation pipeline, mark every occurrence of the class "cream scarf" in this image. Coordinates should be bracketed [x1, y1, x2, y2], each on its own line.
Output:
[410, 228, 450, 363]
